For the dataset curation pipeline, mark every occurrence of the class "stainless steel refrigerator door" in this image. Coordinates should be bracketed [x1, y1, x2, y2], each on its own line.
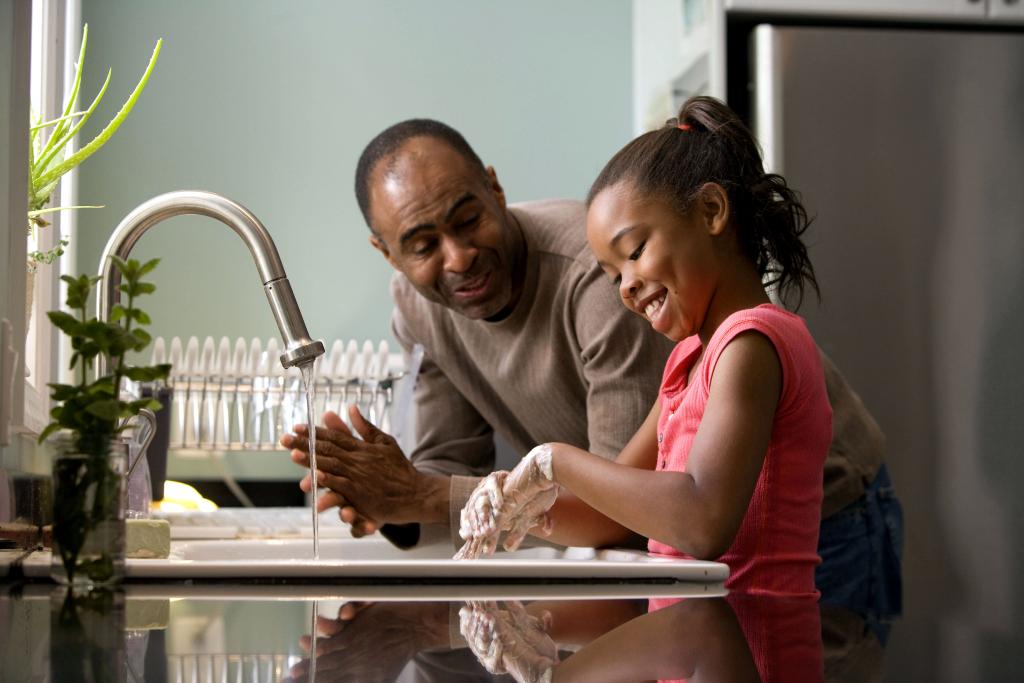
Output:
[753, 25, 1024, 679]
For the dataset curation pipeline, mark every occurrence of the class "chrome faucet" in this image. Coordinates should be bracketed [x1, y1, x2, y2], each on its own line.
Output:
[96, 191, 325, 373]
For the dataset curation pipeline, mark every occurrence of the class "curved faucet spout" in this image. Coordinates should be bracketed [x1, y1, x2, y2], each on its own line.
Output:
[97, 190, 325, 372]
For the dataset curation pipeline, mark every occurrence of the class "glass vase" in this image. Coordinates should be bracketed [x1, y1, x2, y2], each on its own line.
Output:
[50, 435, 128, 587]
[50, 586, 126, 682]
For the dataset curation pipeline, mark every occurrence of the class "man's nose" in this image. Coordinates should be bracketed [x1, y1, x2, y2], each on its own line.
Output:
[442, 236, 478, 273]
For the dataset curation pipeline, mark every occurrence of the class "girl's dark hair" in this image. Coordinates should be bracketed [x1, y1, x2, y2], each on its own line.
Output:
[587, 96, 819, 310]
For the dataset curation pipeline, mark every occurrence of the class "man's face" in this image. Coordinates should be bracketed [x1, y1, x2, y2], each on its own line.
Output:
[367, 137, 524, 320]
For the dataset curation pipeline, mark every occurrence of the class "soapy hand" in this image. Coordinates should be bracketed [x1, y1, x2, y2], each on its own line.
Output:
[459, 600, 558, 683]
[454, 444, 558, 559]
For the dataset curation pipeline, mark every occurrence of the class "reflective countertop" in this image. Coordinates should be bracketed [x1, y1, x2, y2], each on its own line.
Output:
[1, 582, 891, 682]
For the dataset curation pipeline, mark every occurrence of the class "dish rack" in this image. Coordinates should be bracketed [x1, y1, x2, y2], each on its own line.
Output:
[136, 336, 422, 454]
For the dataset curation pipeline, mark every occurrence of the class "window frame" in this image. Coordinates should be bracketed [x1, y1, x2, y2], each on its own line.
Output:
[22, 0, 81, 435]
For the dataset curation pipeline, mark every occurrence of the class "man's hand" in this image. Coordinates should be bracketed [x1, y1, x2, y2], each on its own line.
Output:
[281, 405, 448, 526]
[284, 601, 449, 682]
[283, 410, 378, 536]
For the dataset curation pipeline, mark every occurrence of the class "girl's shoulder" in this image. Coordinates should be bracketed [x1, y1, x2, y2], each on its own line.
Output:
[708, 304, 815, 360]
[703, 303, 822, 398]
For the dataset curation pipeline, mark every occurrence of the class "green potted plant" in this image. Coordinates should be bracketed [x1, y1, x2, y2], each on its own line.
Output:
[40, 256, 170, 586]
[27, 24, 161, 321]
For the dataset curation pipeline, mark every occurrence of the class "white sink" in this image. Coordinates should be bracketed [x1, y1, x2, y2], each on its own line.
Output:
[21, 536, 729, 583]
[174, 537, 575, 561]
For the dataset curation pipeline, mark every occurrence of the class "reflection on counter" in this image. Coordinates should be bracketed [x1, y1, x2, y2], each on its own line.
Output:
[0, 584, 890, 682]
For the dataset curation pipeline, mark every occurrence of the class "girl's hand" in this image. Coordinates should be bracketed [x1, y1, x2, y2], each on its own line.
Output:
[455, 471, 508, 559]
[459, 600, 557, 683]
[455, 444, 559, 559]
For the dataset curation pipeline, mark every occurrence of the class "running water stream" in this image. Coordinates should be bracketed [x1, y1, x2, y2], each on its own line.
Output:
[300, 361, 320, 559]
[309, 599, 319, 681]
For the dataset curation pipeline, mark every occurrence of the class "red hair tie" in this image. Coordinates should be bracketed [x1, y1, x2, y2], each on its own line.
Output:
[677, 123, 691, 131]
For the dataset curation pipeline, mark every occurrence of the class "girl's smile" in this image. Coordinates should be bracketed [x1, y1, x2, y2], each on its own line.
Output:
[640, 288, 667, 322]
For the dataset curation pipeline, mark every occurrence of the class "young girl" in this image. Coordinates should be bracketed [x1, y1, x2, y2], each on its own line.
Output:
[456, 96, 832, 598]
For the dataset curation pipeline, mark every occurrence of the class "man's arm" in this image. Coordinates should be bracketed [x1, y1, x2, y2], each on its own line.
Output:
[540, 262, 675, 548]
[571, 264, 676, 460]
[389, 300, 502, 543]
[819, 351, 886, 518]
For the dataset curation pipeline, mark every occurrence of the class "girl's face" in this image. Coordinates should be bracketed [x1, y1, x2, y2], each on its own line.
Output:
[586, 182, 722, 342]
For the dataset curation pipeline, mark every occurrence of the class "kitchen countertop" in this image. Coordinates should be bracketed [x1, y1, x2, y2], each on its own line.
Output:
[1, 581, 897, 682]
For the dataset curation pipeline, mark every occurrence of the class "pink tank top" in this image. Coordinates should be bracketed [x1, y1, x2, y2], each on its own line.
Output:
[649, 594, 824, 683]
[647, 304, 831, 597]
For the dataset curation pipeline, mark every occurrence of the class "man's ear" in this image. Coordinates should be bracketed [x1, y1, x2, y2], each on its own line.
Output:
[369, 233, 399, 269]
[697, 182, 731, 236]
[485, 165, 507, 210]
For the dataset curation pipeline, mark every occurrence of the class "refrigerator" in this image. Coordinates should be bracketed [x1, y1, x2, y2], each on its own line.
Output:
[748, 24, 1024, 679]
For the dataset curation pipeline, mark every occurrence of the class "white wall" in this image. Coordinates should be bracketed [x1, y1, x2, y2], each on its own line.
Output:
[73, 1, 635, 351]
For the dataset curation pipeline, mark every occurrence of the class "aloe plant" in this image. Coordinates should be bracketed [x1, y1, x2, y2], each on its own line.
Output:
[28, 24, 162, 270]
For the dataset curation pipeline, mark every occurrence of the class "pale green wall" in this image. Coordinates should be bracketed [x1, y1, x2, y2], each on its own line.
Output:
[75, 0, 634, 350]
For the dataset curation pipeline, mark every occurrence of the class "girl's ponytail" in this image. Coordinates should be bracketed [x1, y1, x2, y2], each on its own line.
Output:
[588, 96, 819, 310]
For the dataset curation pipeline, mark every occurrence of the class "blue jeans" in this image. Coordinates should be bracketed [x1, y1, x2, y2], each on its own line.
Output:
[816, 464, 903, 643]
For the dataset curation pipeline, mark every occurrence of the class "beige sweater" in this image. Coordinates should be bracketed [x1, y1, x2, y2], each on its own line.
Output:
[390, 198, 883, 543]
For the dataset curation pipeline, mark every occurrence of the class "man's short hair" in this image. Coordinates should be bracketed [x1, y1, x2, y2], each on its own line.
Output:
[354, 119, 486, 230]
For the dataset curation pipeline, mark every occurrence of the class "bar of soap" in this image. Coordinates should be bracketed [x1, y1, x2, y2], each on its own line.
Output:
[125, 599, 170, 630]
[126, 518, 171, 559]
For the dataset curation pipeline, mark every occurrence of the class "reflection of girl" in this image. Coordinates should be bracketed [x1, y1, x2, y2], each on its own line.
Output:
[645, 596, 823, 683]
[460, 595, 823, 683]
[457, 96, 831, 598]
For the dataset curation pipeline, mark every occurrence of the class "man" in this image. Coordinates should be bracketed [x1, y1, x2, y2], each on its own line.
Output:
[287, 118, 673, 548]
[282, 119, 901, 615]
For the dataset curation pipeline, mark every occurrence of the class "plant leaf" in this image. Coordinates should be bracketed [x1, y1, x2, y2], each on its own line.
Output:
[32, 68, 110, 189]
[28, 204, 103, 218]
[128, 398, 162, 413]
[37, 423, 62, 444]
[30, 110, 89, 133]
[33, 38, 163, 194]
[109, 254, 133, 279]
[63, 274, 92, 310]
[47, 383, 79, 401]
[120, 281, 156, 297]
[32, 65, 110, 182]
[136, 258, 160, 277]
[34, 25, 88, 170]
[131, 328, 152, 351]
[46, 311, 82, 336]
[123, 364, 170, 382]
[84, 399, 122, 420]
